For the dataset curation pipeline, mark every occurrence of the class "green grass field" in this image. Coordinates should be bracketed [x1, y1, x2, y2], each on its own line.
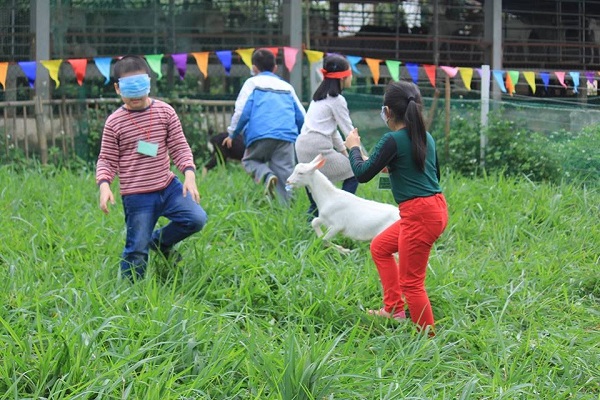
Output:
[0, 164, 598, 399]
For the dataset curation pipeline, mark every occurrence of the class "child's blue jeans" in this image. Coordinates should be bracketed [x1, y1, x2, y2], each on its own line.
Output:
[120, 177, 207, 280]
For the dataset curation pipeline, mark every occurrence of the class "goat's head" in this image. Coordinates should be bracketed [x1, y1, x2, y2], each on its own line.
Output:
[285, 153, 326, 189]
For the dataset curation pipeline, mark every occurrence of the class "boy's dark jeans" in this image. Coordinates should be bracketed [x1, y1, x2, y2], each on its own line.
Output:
[120, 177, 207, 280]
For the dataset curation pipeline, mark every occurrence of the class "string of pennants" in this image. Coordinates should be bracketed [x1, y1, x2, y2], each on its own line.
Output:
[0, 46, 592, 96]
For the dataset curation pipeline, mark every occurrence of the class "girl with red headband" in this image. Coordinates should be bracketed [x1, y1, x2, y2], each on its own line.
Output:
[294, 54, 358, 218]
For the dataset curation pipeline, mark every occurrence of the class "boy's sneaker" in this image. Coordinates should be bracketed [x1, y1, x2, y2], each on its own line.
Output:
[264, 174, 278, 198]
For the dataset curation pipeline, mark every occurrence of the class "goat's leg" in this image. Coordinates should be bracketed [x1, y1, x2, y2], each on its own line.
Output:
[310, 218, 351, 254]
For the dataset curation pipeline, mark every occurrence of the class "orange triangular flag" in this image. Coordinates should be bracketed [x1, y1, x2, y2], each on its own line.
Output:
[505, 73, 515, 96]
[235, 48, 255, 70]
[67, 58, 87, 86]
[191, 52, 209, 78]
[365, 58, 382, 85]
[423, 64, 436, 87]
[0, 62, 8, 90]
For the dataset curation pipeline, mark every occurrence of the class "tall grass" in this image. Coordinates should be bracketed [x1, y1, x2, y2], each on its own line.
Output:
[0, 164, 598, 399]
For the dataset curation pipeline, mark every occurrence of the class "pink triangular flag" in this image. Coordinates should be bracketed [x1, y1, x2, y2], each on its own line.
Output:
[555, 71, 567, 88]
[441, 66, 458, 78]
[283, 46, 299, 73]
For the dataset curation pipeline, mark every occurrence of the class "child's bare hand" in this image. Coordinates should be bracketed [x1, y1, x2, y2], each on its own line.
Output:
[345, 128, 361, 150]
[183, 171, 201, 203]
[99, 183, 115, 214]
[222, 136, 233, 149]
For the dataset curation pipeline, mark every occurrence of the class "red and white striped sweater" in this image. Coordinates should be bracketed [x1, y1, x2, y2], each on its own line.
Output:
[96, 99, 195, 195]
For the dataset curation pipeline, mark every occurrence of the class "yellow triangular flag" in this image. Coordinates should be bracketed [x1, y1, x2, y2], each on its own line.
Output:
[235, 48, 255, 70]
[304, 49, 324, 65]
[459, 67, 473, 90]
[41, 59, 63, 88]
[0, 62, 8, 90]
[365, 58, 382, 85]
[523, 71, 536, 94]
[191, 52, 209, 78]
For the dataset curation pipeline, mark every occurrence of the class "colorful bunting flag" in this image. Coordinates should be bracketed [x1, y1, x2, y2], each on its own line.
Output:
[18, 61, 37, 88]
[459, 67, 473, 90]
[191, 52, 209, 78]
[235, 48, 255, 70]
[365, 58, 382, 84]
[569, 71, 580, 93]
[523, 71, 536, 94]
[492, 70, 507, 93]
[385, 60, 401, 82]
[216, 50, 232, 76]
[555, 71, 567, 88]
[304, 49, 324, 65]
[540, 72, 550, 90]
[94, 57, 112, 84]
[265, 47, 279, 57]
[41, 60, 63, 88]
[346, 55, 362, 74]
[505, 71, 520, 95]
[0, 62, 8, 90]
[585, 71, 595, 84]
[441, 66, 458, 78]
[423, 64, 436, 87]
[171, 53, 188, 80]
[505, 73, 515, 96]
[67, 59, 87, 86]
[283, 46, 299, 73]
[405, 63, 419, 83]
[145, 54, 164, 80]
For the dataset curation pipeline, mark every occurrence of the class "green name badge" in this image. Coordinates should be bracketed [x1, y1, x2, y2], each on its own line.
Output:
[137, 140, 158, 157]
[378, 175, 391, 190]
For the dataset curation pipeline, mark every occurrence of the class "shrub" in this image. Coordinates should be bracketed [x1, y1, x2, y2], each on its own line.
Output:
[432, 109, 563, 183]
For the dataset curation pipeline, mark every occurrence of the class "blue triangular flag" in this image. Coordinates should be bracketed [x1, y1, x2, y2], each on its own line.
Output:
[346, 55, 362, 74]
[569, 71, 580, 93]
[94, 57, 112, 85]
[492, 70, 507, 93]
[406, 63, 419, 83]
[540, 72, 550, 90]
[18, 61, 37, 88]
[216, 50, 232, 76]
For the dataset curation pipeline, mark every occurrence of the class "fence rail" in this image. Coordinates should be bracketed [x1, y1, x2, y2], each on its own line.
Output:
[0, 97, 235, 164]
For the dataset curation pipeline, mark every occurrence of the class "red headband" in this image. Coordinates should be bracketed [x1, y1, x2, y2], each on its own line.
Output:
[320, 68, 352, 79]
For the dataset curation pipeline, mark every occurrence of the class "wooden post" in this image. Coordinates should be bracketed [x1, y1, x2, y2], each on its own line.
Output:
[34, 95, 48, 165]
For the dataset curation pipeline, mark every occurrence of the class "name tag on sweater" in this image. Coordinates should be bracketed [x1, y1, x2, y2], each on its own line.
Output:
[137, 140, 158, 157]
[378, 175, 391, 190]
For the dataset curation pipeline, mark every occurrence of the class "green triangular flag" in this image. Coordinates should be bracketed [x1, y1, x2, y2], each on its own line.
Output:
[145, 54, 164, 80]
[385, 60, 402, 82]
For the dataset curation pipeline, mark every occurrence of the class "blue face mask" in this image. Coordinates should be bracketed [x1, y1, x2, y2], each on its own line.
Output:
[118, 74, 151, 98]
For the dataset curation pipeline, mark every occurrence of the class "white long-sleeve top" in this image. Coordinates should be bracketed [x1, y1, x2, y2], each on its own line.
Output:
[295, 94, 355, 182]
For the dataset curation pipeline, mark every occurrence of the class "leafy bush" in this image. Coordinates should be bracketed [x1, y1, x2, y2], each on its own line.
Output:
[553, 126, 600, 185]
[432, 109, 564, 183]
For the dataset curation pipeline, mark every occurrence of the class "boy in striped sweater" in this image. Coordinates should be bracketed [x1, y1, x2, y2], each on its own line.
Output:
[96, 55, 207, 280]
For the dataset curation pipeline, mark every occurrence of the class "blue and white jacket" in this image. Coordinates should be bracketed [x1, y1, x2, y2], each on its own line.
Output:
[227, 71, 306, 148]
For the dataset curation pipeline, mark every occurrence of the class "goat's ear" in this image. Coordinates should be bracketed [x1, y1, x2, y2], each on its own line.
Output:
[313, 153, 324, 163]
[315, 158, 326, 169]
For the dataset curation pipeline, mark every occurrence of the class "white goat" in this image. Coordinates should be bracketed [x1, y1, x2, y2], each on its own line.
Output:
[286, 154, 400, 254]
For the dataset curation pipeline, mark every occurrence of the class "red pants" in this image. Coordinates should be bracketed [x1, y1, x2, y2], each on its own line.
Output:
[370, 193, 448, 332]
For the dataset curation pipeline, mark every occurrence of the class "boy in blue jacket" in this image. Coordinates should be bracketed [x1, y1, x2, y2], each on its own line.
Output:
[223, 48, 306, 203]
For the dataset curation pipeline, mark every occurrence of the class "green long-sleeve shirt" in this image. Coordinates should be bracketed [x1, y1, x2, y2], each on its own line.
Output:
[349, 128, 441, 204]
